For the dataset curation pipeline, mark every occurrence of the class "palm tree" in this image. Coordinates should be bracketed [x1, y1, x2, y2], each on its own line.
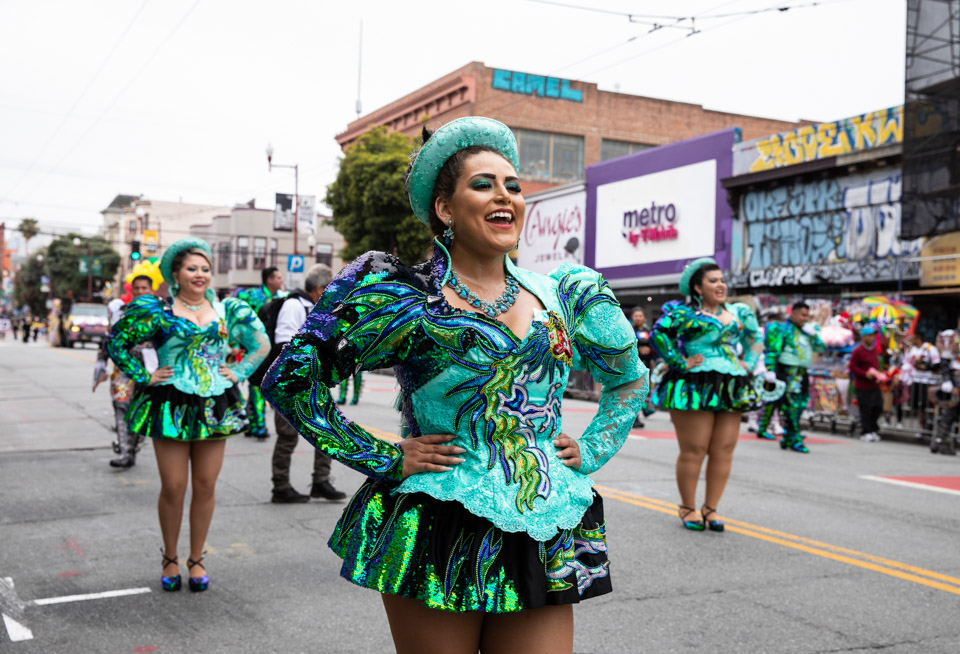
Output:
[18, 218, 39, 252]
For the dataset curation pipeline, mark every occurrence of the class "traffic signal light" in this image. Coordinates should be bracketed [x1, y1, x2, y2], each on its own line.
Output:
[130, 240, 141, 261]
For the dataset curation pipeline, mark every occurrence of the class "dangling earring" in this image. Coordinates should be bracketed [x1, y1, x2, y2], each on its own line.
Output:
[443, 218, 455, 246]
[694, 294, 702, 310]
[170, 282, 180, 295]
[514, 237, 520, 251]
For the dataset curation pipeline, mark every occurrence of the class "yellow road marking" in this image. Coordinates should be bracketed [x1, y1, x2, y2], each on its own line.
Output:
[361, 426, 960, 596]
[49, 347, 97, 363]
[596, 485, 960, 596]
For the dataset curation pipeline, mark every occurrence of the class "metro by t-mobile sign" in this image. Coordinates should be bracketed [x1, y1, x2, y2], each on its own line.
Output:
[622, 202, 679, 246]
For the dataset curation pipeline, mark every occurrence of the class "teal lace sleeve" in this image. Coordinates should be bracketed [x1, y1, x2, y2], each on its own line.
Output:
[223, 298, 270, 382]
[810, 325, 828, 354]
[550, 264, 649, 475]
[734, 303, 762, 371]
[106, 295, 162, 385]
[261, 252, 407, 481]
[651, 301, 693, 371]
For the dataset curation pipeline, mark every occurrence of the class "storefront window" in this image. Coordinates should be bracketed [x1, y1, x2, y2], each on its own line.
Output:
[514, 128, 583, 183]
[218, 242, 230, 273]
[552, 134, 584, 182]
[600, 139, 653, 161]
[315, 242, 333, 267]
[253, 237, 267, 269]
[236, 236, 249, 270]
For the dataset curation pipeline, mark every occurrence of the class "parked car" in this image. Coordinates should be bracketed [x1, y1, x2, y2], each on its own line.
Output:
[58, 302, 108, 348]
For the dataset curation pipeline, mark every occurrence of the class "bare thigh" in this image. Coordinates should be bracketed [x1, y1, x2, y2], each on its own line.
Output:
[670, 410, 715, 455]
[153, 439, 191, 495]
[381, 594, 483, 654]
[190, 439, 227, 492]
[708, 412, 742, 458]
[480, 605, 573, 654]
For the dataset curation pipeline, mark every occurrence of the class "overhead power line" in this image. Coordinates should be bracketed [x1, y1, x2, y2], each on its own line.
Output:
[0, 0, 152, 201]
[9, 0, 204, 208]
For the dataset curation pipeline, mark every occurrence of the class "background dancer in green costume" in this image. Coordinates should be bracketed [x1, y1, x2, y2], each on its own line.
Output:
[757, 302, 826, 453]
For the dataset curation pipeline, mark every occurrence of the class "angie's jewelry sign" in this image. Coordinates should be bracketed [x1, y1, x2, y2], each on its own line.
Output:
[516, 186, 586, 274]
[594, 159, 716, 268]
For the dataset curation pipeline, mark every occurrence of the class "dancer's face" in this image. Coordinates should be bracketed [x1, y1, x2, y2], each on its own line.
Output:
[174, 254, 212, 295]
[791, 306, 810, 326]
[435, 151, 525, 259]
[695, 270, 726, 306]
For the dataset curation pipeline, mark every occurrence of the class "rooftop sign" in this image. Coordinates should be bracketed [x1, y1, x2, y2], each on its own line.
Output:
[492, 69, 583, 102]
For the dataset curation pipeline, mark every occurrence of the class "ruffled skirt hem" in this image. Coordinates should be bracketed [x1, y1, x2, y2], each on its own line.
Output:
[327, 479, 612, 613]
[652, 368, 760, 412]
[126, 384, 248, 441]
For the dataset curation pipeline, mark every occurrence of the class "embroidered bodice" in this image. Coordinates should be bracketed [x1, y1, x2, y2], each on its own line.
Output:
[651, 301, 761, 375]
[262, 242, 648, 541]
[764, 320, 825, 369]
[107, 295, 269, 397]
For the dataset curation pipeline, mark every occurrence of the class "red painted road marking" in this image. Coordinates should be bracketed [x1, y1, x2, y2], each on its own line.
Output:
[57, 539, 85, 556]
[56, 571, 83, 578]
[861, 475, 960, 496]
[629, 430, 843, 444]
[133, 646, 159, 653]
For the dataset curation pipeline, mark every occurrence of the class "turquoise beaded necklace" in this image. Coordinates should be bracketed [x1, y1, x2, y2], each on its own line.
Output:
[447, 270, 520, 318]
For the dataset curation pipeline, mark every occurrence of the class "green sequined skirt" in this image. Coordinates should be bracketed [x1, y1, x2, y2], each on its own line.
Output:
[328, 479, 612, 613]
[126, 384, 248, 441]
[653, 368, 760, 412]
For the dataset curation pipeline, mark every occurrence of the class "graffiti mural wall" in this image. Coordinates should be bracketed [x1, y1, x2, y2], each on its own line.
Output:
[729, 167, 922, 288]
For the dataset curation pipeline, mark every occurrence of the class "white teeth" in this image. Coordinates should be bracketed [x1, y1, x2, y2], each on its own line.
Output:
[487, 211, 512, 220]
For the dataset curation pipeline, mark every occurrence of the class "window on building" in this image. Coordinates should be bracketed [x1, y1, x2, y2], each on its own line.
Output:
[600, 139, 653, 162]
[270, 239, 278, 267]
[236, 236, 249, 270]
[253, 237, 267, 270]
[218, 242, 230, 274]
[513, 128, 584, 183]
[129, 220, 137, 235]
[315, 242, 334, 267]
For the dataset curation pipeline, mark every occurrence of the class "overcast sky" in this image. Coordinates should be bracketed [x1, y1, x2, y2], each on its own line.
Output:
[0, 0, 906, 240]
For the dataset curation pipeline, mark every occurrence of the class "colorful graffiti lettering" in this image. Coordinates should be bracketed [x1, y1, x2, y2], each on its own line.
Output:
[733, 107, 903, 175]
[733, 169, 921, 287]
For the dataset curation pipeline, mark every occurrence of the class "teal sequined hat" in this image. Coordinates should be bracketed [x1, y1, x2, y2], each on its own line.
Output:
[406, 116, 520, 225]
[678, 257, 718, 296]
[160, 237, 214, 298]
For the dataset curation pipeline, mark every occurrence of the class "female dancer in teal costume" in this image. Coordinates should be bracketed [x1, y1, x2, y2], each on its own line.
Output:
[108, 239, 269, 592]
[262, 117, 648, 653]
[651, 258, 762, 532]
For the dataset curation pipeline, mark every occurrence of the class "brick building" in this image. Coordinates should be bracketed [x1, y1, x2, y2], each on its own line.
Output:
[336, 61, 807, 194]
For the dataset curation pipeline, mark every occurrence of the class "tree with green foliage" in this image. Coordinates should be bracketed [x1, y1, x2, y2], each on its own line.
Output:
[17, 217, 39, 251]
[325, 126, 433, 266]
[13, 234, 120, 312]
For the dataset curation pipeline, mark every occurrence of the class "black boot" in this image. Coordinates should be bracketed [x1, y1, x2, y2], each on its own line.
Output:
[311, 480, 347, 500]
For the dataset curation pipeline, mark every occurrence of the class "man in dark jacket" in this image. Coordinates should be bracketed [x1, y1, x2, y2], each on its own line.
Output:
[849, 325, 883, 442]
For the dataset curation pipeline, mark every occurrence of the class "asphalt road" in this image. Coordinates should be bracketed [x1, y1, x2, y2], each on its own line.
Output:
[1, 339, 959, 653]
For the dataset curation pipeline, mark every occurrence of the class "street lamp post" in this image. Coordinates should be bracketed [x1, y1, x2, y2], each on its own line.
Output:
[73, 237, 93, 301]
[265, 143, 299, 255]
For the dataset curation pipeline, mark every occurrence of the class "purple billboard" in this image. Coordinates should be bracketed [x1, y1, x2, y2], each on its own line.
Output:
[585, 129, 738, 284]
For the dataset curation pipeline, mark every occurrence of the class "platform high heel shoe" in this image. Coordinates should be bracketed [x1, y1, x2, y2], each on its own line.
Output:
[701, 504, 724, 532]
[187, 554, 209, 592]
[677, 505, 705, 531]
[161, 553, 181, 592]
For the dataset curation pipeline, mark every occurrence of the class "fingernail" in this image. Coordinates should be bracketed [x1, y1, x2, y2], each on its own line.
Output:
[452, 458, 465, 463]
[453, 447, 466, 453]
[438, 466, 452, 471]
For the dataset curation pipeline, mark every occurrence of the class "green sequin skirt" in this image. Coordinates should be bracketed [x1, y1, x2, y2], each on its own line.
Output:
[653, 368, 760, 412]
[328, 479, 612, 613]
[126, 384, 248, 441]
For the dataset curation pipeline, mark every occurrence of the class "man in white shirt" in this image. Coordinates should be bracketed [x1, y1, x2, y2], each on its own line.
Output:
[271, 263, 348, 503]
